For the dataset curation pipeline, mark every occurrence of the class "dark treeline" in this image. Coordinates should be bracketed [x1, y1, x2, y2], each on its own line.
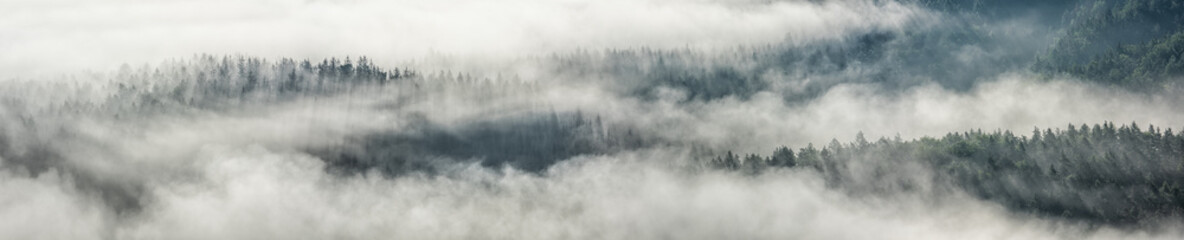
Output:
[0, 55, 423, 118]
[5, 55, 554, 118]
[102, 55, 418, 112]
[710, 122, 1184, 224]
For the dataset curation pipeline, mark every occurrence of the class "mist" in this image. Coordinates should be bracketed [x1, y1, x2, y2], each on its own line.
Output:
[0, 0, 922, 78]
[3, 0, 1184, 239]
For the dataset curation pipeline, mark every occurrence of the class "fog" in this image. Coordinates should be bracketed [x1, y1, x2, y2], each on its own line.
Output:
[0, 0, 921, 78]
[2, 65, 1182, 238]
[3, 0, 1184, 239]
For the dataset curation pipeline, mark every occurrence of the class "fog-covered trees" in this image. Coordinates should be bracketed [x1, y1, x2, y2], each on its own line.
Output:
[539, 0, 1184, 101]
[104, 55, 418, 110]
[712, 122, 1184, 223]
[1034, 0, 1184, 89]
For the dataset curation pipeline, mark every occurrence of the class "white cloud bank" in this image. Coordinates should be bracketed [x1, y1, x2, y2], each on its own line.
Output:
[0, 0, 923, 78]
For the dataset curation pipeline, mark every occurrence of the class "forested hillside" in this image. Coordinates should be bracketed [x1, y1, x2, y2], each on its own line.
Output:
[711, 122, 1184, 224]
[1035, 0, 1184, 89]
[4, 0, 1184, 238]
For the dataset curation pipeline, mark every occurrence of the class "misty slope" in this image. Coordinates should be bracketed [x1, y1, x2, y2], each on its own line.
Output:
[1034, 0, 1184, 89]
[535, 0, 1184, 102]
[0, 55, 421, 214]
[711, 122, 1184, 224]
[919, 0, 1184, 89]
[3, 0, 1184, 239]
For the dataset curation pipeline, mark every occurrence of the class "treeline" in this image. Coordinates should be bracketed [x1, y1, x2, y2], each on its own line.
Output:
[102, 55, 418, 111]
[0, 55, 426, 118]
[710, 122, 1184, 224]
[0, 55, 559, 118]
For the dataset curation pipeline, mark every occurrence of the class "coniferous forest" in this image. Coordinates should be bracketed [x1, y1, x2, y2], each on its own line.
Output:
[2, 0, 1184, 239]
[710, 123, 1184, 224]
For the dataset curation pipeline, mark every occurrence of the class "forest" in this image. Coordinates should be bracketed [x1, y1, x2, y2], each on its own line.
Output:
[2, 0, 1184, 239]
[709, 123, 1184, 224]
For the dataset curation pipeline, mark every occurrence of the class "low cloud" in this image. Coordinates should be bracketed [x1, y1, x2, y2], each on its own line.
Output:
[3, 65, 1184, 238]
[2, 0, 1183, 238]
[0, 0, 923, 78]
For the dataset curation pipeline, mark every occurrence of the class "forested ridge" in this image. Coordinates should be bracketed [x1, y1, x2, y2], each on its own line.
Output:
[0, 55, 420, 117]
[918, 0, 1184, 89]
[1035, 0, 1184, 89]
[531, 0, 1184, 108]
[710, 122, 1184, 224]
